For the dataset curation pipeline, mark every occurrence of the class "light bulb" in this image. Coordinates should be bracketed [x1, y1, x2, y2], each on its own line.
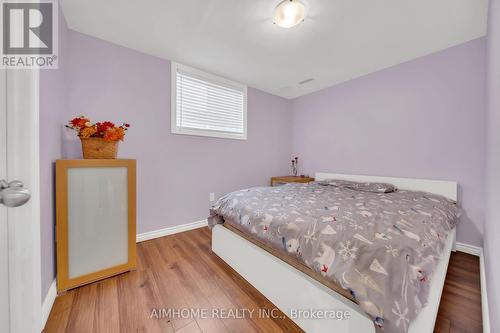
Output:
[274, 0, 306, 28]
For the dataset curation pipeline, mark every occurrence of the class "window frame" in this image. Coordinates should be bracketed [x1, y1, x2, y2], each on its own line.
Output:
[171, 62, 248, 140]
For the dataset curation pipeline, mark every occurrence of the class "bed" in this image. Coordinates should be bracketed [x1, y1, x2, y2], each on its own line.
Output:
[210, 172, 458, 333]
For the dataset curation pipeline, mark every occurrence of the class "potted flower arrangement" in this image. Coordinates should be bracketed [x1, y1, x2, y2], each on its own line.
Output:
[67, 116, 130, 159]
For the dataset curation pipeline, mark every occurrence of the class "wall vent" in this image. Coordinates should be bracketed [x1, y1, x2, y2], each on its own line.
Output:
[299, 78, 314, 85]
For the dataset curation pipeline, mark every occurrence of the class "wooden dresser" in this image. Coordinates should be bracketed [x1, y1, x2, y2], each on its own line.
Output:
[270, 176, 315, 187]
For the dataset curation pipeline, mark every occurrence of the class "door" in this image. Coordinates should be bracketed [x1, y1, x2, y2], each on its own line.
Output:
[0, 67, 42, 332]
[1, 68, 9, 333]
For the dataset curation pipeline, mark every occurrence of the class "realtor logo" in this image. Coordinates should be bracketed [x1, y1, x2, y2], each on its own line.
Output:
[1, 0, 58, 68]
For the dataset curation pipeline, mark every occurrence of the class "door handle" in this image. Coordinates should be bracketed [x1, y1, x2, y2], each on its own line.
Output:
[0, 179, 30, 207]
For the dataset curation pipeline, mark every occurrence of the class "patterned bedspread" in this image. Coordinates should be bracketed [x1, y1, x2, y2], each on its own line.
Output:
[208, 182, 459, 333]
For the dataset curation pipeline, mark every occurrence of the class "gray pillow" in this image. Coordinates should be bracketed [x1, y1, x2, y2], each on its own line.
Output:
[319, 179, 397, 193]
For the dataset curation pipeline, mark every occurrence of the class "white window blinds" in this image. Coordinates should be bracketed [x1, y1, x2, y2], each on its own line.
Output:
[171, 63, 247, 140]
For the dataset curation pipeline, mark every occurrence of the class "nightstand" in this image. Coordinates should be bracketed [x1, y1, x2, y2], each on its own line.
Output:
[270, 176, 315, 187]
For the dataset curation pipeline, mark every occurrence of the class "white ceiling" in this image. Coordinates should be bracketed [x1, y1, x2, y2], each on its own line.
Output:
[60, 0, 489, 99]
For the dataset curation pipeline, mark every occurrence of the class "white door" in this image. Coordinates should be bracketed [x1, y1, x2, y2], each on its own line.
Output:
[1, 68, 9, 333]
[0, 67, 42, 332]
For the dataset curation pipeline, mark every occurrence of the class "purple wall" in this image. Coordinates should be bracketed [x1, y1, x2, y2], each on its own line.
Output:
[485, 0, 500, 330]
[39, 6, 69, 300]
[39, 29, 291, 300]
[290, 38, 487, 247]
[63, 31, 292, 233]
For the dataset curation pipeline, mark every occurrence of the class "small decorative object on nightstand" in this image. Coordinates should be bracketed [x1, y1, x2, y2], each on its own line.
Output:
[291, 157, 299, 176]
[270, 175, 315, 187]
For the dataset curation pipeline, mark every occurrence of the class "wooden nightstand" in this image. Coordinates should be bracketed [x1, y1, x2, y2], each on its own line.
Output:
[270, 176, 315, 187]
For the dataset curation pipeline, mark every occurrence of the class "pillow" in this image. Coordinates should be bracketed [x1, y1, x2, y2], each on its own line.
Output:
[319, 179, 397, 193]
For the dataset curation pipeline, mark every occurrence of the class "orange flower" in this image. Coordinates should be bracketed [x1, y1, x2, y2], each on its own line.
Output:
[103, 127, 125, 142]
[116, 127, 125, 141]
[79, 126, 97, 138]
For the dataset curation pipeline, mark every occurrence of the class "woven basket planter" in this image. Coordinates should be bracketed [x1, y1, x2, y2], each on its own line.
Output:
[80, 137, 118, 159]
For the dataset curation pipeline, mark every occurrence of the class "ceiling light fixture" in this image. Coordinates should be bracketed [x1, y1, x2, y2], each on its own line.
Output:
[274, 0, 306, 28]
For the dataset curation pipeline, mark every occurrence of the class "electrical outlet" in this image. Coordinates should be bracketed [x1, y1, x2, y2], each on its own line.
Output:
[209, 192, 215, 202]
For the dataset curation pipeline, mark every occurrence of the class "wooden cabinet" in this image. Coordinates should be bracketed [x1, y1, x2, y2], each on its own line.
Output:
[56, 159, 136, 292]
[270, 176, 315, 187]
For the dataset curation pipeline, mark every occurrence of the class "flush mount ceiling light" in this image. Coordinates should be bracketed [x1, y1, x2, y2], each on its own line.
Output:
[274, 0, 306, 28]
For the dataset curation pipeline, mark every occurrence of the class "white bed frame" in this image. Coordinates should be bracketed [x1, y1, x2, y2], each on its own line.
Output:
[212, 173, 457, 333]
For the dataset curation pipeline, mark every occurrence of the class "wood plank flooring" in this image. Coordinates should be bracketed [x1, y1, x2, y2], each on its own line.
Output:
[44, 227, 482, 333]
[434, 251, 482, 333]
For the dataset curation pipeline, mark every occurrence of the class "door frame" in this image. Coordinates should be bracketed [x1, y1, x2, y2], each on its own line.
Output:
[4, 68, 42, 332]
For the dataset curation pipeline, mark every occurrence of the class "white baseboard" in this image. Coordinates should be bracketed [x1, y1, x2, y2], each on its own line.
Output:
[479, 249, 490, 333]
[456, 241, 482, 256]
[136, 219, 208, 242]
[41, 279, 57, 330]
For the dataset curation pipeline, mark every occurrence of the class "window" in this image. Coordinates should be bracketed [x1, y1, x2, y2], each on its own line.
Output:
[171, 62, 247, 140]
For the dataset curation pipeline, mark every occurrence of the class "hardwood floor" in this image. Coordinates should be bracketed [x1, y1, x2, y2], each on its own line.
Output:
[435, 251, 482, 333]
[44, 228, 482, 333]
